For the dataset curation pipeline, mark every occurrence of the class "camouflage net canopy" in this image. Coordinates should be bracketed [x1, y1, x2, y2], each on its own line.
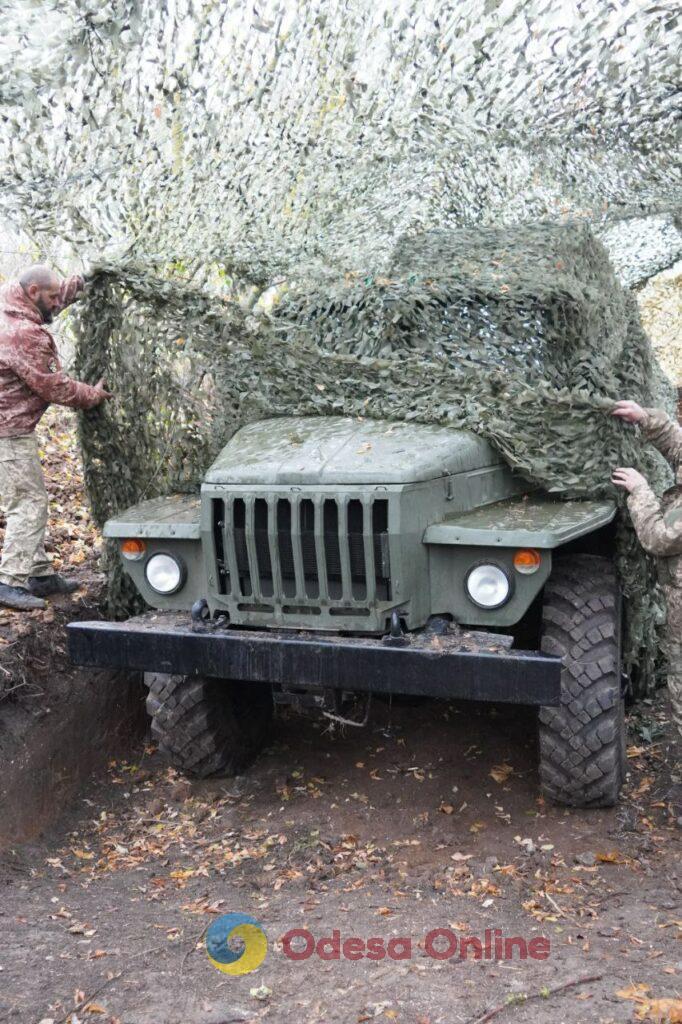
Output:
[0, 1, 681, 692]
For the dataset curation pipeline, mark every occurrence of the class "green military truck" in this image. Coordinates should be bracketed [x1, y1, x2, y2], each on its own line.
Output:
[68, 416, 626, 807]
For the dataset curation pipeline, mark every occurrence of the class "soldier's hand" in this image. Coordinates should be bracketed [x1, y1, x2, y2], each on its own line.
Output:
[612, 467, 648, 493]
[94, 377, 113, 401]
[611, 400, 646, 424]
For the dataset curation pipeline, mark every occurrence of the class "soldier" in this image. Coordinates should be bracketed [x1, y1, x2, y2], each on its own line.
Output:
[0, 265, 111, 611]
[611, 399, 682, 739]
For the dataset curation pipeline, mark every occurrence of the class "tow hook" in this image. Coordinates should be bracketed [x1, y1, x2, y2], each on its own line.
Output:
[191, 598, 210, 624]
[384, 609, 409, 647]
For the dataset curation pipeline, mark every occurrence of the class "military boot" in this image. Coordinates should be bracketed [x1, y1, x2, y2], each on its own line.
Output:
[0, 583, 46, 610]
[27, 573, 80, 597]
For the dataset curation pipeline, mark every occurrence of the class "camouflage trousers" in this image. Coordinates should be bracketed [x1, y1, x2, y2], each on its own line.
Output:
[0, 433, 53, 588]
[661, 582, 682, 739]
[664, 636, 682, 741]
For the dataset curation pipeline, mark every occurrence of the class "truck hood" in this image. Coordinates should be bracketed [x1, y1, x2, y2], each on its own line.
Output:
[204, 417, 502, 486]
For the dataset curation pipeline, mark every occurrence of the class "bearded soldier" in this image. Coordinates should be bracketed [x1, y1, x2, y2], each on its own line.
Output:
[612, 400, 682, 739]
[0, 265, 110, 611]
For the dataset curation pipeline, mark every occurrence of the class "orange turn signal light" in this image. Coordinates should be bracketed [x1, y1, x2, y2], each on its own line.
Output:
[121, 538, 147, 560]
[513, 548, 541, 574]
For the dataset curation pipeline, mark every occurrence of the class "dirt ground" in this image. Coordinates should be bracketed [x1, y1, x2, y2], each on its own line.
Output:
[1, 687, 680, 1024]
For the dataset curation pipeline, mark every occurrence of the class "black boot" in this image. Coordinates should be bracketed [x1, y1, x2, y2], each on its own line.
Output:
[0, 583, 46, 610]
[27, 574, 80, 597]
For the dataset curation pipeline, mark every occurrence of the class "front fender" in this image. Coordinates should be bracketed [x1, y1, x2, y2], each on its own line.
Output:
[424, 495, 616, 627]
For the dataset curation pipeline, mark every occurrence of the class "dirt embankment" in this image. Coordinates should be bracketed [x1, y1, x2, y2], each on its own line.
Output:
[0, 589, 145, 848]
[0, 410, 146, 848]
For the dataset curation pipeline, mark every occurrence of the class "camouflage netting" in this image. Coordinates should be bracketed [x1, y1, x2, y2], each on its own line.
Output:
[0, 2, 681, 693]
[72, 221, 675, 694]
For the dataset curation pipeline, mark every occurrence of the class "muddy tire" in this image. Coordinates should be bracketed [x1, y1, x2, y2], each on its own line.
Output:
[144, 673, 272, 779]
[538, 555, 626, 808]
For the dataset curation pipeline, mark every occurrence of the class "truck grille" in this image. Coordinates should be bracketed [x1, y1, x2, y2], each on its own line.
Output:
[211, 495, 391, 610]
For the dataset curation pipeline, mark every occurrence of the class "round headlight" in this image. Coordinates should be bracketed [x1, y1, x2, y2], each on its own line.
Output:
[145, 553, 185, 595]
[466, 563, 512, 609]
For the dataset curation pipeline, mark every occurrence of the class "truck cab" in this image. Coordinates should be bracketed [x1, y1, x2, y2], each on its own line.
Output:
[69, 416, 625, 808]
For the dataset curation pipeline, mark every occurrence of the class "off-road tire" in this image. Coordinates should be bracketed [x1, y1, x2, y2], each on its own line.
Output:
[145, 673, 273, 778]
[538, 555, 626, 808]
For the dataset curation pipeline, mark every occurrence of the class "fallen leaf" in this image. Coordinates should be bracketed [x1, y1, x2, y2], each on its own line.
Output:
[617, 983, 652, 1000]
[489, 764, 513, 784]
[635, 998, 682, 1022]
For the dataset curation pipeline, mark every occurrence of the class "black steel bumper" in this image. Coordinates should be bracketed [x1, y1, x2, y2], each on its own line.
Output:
[67, 614, 561, 706]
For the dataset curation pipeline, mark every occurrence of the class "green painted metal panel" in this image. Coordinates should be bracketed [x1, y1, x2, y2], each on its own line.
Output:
[104, 494, 201, 540]
[423, 496, 616, 549]
[205, 417, 503, 486]
[429, 545, 552, 626]
[119, 538, 207, 611]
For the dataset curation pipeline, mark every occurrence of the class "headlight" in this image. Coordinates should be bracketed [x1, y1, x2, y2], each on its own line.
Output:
[466, 563, 512, 609]
[145, 552, 185, 595]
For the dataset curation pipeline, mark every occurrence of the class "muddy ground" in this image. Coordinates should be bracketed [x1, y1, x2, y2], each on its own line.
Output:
[1, 685, 680, 1024]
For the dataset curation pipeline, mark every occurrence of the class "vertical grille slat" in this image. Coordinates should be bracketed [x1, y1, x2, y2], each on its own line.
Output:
[212, 497, 229, 594]
[244, 497, 262, 601]
[323, 499, 341, 599]
[277, 499, 296, 598]
[289, 496, 306, 600]
[223, 497, 243, 598]
[347, 498, 367, 599]
[337, 497, 353, 601]
[233, 498, 252, 596]
[253, 498, 273, 597]
[372, 499, 391, 600]
[300, 499, 319, 597]
[313, 497, 329, 603]
[363, 498, 376, 604]
[267, 497, 283, 599]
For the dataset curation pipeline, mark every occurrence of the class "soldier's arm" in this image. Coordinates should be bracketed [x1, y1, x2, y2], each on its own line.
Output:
[627, 482, 682, 557]
[642, 408, 682, 473]
[56, 274, 85, 314]
[8, 326, 105, 410]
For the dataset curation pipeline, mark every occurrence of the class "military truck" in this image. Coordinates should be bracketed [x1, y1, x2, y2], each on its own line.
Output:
[68, 416, 626, 807]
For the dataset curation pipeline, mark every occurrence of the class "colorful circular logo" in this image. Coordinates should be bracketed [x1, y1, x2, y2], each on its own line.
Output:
[205, 913, 268, 975]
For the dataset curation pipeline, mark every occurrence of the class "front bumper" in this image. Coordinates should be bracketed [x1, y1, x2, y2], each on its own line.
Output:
[67, 613, 561, 706]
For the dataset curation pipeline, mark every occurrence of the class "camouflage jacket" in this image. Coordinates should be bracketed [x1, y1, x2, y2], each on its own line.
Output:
[627, 408, 682, 594]
[0, 278, 102, 438]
